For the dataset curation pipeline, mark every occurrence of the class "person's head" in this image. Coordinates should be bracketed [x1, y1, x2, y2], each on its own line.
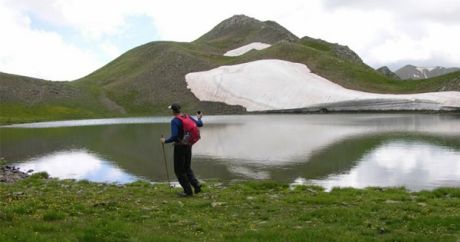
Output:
[168, 103, 181, 115]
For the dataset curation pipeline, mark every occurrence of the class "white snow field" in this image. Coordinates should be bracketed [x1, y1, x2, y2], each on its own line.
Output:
[223, 42, 271, 57]
[185, 59, 460, 111]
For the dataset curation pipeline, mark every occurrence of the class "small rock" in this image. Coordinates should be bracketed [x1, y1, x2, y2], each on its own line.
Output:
[246, 196, 255, 200]
[1, 165, 29, 183]
[384, 200, 401, 204]
[211, 202, 225, 208]
[27, 169, 34, 173]
[12, 191, 24, 196]
[306, 188, 317, 194]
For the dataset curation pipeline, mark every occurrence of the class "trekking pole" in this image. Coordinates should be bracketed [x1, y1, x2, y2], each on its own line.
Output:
[161, 135, 172, 188]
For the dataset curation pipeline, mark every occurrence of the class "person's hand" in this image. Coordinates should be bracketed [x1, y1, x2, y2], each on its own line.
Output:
[160, 137, 166, 144]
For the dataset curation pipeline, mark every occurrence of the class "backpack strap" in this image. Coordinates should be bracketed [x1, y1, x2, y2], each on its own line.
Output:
[175, 114, 188, 121]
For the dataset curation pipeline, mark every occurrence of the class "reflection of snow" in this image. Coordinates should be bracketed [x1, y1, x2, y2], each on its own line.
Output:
[194, 115, 373, 165]
[309, 141, 460, 191]
[16, 150, 137, 183]
[194, 114, 460, 165]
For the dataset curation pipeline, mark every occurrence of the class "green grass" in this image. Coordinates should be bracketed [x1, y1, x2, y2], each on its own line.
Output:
[0, 104, 92, 124]
[1, 176, 459, 241]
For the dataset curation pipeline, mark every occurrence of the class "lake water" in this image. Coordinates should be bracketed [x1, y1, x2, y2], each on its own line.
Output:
[1, 114, 459, 191]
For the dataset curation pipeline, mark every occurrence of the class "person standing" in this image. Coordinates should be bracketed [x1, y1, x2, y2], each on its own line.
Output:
[160, 103, 203, 197]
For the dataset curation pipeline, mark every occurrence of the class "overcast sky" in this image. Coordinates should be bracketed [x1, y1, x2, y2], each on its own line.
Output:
[1, 0, 459, 81]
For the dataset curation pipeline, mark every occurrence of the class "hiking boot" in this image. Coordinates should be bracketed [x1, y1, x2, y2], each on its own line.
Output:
[194, 184, 202, 194]
[177, 192, 193, 197]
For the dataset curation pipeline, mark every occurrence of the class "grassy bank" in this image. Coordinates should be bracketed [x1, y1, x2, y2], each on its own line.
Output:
[1, 175, 459, 241]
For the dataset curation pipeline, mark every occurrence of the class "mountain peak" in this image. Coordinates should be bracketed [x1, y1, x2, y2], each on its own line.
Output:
[195, 15, 298, 50]
[395, 65, 460, 80]
[219, 14, 260, 26]
[376, 66, 400, 80]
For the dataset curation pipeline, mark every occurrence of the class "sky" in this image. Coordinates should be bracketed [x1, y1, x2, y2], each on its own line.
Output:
[0, 0, 459, 81]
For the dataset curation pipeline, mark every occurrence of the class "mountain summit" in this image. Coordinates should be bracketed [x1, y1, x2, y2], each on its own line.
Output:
[195, 15, 298, 50]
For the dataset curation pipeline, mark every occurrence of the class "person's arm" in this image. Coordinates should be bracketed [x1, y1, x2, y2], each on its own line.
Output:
[190, 115, 203, 127]
[165, 119, 180, 143]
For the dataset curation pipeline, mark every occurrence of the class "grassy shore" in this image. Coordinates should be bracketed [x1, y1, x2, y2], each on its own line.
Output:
[1, 175, 459, 241]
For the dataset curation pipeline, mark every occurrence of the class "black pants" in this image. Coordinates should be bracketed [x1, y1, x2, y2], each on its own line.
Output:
[173, 144, 199, 195]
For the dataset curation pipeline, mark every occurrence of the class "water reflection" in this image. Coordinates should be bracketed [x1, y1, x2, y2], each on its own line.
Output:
[194, 114, 460, 165]
[308, 141, 460, 191]
[1, 114, 460, 190]
[3, 117, 171, 128]
[15, 149, 137, 183]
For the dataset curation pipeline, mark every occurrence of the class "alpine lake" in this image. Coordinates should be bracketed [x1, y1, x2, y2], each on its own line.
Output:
[1, 113, 459, 191]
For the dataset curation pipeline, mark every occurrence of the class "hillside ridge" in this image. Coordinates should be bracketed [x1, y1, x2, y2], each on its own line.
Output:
[1, 15, 460, 124]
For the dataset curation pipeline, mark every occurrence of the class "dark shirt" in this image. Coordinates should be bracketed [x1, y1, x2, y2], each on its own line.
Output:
[165, 115, 203, 144]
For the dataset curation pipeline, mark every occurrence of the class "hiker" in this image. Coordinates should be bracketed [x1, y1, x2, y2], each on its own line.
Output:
[160, 103, 203, 197]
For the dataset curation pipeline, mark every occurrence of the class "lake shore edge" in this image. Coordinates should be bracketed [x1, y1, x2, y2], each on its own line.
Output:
[2, 110, 460, 126]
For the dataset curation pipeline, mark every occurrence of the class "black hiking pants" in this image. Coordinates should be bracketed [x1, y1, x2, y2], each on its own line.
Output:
[173, 144, 200, 195]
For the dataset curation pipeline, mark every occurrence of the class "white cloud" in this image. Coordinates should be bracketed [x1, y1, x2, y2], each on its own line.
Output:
[0, 0, 459, 80]
[0, 0, 104, 80]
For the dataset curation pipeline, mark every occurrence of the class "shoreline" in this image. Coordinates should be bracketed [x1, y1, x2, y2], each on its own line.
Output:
[2, 165, 459, 192]
[0, 164, 32, 183]
[2, 110, 460, 126]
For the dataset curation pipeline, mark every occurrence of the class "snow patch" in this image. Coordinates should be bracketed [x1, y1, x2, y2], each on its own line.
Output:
[223, 42, 271, 57]
[416, 66, 438, 78]
[185, 59, 460, 111]
[416, 66, 437, 73]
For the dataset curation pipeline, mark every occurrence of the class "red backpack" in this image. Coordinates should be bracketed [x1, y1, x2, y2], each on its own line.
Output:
[175, 114, 201, 145]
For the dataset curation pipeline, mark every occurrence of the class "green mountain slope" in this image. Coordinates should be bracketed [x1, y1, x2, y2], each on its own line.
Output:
[0, 72, 111, 124]
[73, 41, 245, 116]
[1, 15, 459, 124]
